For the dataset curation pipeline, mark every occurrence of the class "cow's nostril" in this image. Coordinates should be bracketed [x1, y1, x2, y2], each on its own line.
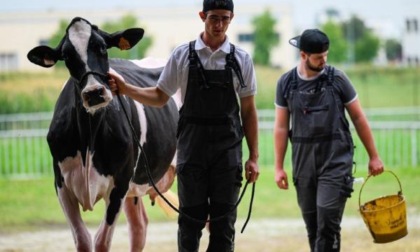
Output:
[83, 88, 105, 107]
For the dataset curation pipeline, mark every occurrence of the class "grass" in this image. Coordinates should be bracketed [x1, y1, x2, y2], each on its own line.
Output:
[0, 166, 418, 233]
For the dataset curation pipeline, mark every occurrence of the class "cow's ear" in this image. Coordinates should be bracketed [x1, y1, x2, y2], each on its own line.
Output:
[27, 46, 61, 68]
[107, 28, 145, 50]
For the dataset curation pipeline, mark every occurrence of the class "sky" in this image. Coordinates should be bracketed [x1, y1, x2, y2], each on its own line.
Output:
[1, 0, 419, 39]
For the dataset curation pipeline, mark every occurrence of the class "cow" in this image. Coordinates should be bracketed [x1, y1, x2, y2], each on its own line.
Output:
[27, 17, 179, 251]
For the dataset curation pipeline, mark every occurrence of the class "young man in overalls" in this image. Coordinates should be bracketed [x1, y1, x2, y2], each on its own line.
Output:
[273, 29, 384, 251]
[108, 1, 259, 251]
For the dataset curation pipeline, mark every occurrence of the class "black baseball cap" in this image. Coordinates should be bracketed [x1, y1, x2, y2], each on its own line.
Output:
[289, 29, 329, 54]
[203, 0, 234, 13]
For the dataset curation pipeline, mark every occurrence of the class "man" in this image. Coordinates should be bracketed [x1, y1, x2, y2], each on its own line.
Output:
[273, 29, 384, 251]
[108, 0, 259, 251]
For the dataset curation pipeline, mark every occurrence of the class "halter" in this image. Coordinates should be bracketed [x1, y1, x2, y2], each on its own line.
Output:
[78, 71, 108, 85]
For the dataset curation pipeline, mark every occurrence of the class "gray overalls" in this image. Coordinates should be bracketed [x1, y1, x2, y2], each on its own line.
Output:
[176, 41, 245, 252]
[286, 66, 354, 252]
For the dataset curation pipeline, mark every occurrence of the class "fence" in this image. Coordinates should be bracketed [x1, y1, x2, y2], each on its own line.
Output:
[1, 109, 419, 178]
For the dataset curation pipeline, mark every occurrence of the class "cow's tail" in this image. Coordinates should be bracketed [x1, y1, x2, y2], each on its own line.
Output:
[155, 190, 179, 219]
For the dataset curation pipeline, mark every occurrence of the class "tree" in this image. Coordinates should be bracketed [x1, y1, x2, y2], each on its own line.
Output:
[251, 9, 279, 66]
[341, 15, 380, 63]
[384, 39, 402, 62]
[322, 21, 347, 63]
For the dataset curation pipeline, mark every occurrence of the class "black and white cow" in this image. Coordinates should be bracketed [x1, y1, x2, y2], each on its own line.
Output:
[27, 17, 178, 251]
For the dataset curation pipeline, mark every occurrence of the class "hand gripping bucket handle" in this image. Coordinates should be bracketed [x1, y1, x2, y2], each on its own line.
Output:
[358, 170, 408, 243]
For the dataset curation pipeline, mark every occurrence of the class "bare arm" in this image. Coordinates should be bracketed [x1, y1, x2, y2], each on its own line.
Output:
[274, 107, 290, 189]
[108, 71, 170, 107]
[346, 99, 384, 176]
[240, 95, 259, 183]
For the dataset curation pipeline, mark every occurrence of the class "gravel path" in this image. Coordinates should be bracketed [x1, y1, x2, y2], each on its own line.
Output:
[0, 216, 419, 252]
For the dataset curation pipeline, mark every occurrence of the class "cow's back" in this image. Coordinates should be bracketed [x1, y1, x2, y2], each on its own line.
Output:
[110, 59, 179, 185]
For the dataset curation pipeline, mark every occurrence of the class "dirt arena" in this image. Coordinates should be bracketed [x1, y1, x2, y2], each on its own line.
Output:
[0, 216, 419, 252]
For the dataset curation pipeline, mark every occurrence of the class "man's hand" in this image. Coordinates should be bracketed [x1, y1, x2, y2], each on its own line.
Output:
[107, 70, 127, 96]
[275, 168, 288, 190]
[369, 157, 384, 176]
[244, 159, 259, 183]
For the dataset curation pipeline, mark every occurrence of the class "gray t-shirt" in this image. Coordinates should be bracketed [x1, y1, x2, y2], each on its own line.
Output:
[275, 66, 357, 109]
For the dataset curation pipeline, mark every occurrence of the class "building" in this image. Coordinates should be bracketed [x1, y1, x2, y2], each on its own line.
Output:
[0, 3, 295, 72]
[402, 16, 420, 66]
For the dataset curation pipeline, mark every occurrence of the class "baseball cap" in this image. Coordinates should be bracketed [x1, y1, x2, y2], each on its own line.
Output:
[203, 0, 234, 13]
[289, 29, 329, 54]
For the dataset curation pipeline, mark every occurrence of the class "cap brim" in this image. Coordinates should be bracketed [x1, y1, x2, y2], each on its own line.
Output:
[289, 35, 301, 49]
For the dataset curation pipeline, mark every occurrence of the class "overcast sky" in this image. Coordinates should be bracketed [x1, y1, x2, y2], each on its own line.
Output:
[1, 0, 418, 38]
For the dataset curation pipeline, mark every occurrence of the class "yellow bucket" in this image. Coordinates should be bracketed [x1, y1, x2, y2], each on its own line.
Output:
[358, 170, 408, 243]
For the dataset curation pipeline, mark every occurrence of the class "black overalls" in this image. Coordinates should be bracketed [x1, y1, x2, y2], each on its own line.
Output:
[176, 41, 245, 252]
[286, 67, 354, 252]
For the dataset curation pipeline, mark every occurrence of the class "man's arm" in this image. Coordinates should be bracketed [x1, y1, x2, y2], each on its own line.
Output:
[240, 95, 259, 183]
[108, 71, 170, 107]
[274, 107, 289, 189]
[346, 99, 384, 176]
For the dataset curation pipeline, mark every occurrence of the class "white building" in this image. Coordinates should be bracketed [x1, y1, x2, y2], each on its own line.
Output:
[0, 3, 295, 72]
[402, 16, 420, 66]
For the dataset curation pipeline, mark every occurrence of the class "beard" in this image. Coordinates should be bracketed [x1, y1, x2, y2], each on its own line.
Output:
[305, 59, 325, 72]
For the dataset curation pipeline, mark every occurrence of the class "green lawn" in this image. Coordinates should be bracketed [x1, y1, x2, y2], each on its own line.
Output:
[0, 166, 418, 233]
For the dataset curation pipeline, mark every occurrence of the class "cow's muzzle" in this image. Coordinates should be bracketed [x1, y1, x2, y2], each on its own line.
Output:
[83, 86, 106, 107]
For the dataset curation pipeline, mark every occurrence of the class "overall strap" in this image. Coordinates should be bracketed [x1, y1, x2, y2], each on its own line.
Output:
[189, 40, 210, 88]
[326, 65, 335, 86]
[225, 44, 246, 88]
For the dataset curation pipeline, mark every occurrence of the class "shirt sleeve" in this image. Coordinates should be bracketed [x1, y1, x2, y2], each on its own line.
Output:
[157, 43, 189, 97]
[234, 48, 257, 98]
[274, 71, 292, 108]
[333, 69, 357, 105]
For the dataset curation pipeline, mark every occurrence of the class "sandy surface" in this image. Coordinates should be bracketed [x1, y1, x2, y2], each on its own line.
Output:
[0, 216, 419, 252]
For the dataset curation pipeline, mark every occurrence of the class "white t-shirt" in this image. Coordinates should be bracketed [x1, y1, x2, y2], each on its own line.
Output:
[157, 34, 257, 103]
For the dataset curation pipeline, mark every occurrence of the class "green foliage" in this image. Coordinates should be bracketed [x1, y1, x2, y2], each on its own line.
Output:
[322, 21, 347, 63]
[341, 15, 380, 63]
[102, 14, 152, 59]
[354, 31, 380, 63]
[251, 9, 279, 66]
[0, 70, 65, 114]
[385, 38, 403, 61]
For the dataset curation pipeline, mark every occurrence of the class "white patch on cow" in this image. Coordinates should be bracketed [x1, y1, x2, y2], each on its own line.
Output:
[68, 20, 91, 68]
[83, 86, 113, 115]
[126, 181, 150, 197]
[58, 150, 114, 211]
[130, 100, 148, 178]
[68, 20, 112, 115]
[130, 57, 167, 69]
[134, 101, 148, 147]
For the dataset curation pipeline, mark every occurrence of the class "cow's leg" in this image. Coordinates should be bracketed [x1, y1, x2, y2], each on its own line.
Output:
[95, 218, 118, 252]
[124, 196, 149, 252]
[57, 186, 92, 252]
[94, 197, 122, 252]
[94, 182, 128, 252]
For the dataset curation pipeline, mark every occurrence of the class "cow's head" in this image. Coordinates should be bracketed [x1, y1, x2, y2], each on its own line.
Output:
[27, 17, 144, 114]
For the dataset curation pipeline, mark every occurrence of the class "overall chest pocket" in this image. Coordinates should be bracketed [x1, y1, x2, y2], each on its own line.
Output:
[298, 90, 335, 136]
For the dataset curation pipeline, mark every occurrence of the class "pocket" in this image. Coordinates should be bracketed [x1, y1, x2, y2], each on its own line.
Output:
[340, 174, 354, 198]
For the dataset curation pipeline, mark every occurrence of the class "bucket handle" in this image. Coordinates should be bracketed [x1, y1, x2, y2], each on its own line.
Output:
[358, 170, 403, 208]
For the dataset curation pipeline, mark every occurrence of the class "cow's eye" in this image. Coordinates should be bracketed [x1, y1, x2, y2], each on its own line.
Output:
[100, 46, 107, 55]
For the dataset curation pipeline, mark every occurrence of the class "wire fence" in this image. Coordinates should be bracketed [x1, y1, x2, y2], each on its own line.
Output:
[0, 109, 419, 178]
